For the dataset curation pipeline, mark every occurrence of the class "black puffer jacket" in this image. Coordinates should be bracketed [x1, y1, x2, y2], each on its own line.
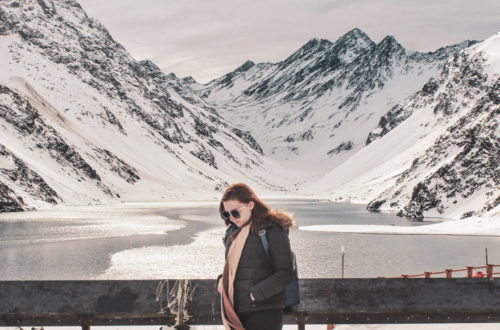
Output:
[223, 217, 294, 313]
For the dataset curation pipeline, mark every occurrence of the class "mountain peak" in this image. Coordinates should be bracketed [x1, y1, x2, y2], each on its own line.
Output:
[377, 35, 403, 49]
[235, 60, 255, 73]
[333, 28, 375, 54]
[182, 76, 197, 84]
[375, 35, 405, 58]
[342, 28, 372, 42]
[280, 38, 333, 67]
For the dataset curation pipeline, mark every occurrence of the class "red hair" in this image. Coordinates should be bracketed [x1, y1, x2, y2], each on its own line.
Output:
[219, 182, 295, 236]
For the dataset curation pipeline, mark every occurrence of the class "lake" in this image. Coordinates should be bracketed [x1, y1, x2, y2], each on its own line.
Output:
[0, 200, 498, 280]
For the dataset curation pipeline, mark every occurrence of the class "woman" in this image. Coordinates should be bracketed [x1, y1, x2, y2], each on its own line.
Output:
[217, 182, 295, 330]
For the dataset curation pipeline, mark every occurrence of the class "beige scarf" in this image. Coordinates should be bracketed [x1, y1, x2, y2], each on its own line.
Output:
[221, 223, 250, 330]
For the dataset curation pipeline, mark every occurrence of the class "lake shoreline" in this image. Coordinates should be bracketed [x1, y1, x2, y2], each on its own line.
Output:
[1, 200, 498, 280]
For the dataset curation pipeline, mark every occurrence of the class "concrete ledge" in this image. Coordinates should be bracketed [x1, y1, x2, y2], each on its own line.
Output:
[0, 278, 499, 327]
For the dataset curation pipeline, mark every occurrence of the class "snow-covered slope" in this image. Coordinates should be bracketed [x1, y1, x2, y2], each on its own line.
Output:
[1, 0, 494, 221]
[0, 0, 305, 211]
[303, 32, 500, 220]
[194, 29, 474, 171]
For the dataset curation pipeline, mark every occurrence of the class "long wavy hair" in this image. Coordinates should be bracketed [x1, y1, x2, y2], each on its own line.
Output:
[219, 182, 295, 237]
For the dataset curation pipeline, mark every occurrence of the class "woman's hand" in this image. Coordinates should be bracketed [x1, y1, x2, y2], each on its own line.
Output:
[218, 277, 223, 294]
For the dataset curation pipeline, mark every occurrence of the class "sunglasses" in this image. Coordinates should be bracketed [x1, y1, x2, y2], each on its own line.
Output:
[221, 204, 247, 221]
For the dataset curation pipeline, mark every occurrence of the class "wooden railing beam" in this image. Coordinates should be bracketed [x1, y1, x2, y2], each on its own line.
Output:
[0, 278, 498, 327]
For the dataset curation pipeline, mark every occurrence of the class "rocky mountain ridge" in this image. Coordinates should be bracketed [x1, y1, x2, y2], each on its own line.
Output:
[303, 32, 499, 220]
[0, 0, 300, 211]
[0, 0, 496, 222]
[191, 28, 475, 171]
[367, 36, 500, 219]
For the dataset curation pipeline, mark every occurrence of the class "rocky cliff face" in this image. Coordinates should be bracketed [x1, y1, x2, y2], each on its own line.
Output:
[366, 45, 489, 144]
[0, 84, 114, 193]
[194, 28, 474, 171]
[0, 142, 60, 211]
[300, 32, 499, 220]
[138, 60, 265, 157]
[0, 0, 294, 211]
[364, 34, 500, 219]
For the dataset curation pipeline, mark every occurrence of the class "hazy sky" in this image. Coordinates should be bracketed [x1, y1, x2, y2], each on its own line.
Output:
[77, 0, 500, 83]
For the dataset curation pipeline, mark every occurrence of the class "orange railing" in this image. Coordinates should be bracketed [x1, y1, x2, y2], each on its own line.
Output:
[378, 264, 500, 279]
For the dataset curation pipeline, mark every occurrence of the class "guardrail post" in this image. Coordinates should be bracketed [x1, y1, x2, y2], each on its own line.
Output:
[487, 264, 494, 280]
[424, 272, 432, 278]
[467, 267, 473, 278]
[446, 269, 453, 278]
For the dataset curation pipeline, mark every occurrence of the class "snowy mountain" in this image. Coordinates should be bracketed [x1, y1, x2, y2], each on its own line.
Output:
[193, 28, 475, 171]
[138, 60, 265, 155]
[303, 32, 500, 220]
[1, 0, 495, 221]
[0, 0, 303, 211]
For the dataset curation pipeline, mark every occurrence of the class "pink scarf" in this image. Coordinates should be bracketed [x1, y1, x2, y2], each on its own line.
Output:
[221, 224, 250, 330]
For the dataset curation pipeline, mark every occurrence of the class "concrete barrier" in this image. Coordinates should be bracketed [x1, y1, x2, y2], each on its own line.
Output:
[0, 278, 499, 329]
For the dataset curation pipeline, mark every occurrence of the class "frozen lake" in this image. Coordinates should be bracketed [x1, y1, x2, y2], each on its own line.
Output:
[0, 199, 498, 280]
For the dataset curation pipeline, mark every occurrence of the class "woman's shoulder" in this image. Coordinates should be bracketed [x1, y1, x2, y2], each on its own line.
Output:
[270, 210, 295, 230]
[263, 218, 289, 233]
[253, 211, 295, 232]
[251, 217, 278, 232]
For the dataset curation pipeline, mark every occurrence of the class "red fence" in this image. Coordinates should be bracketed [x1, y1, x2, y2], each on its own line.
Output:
[379, 264, 500, 279]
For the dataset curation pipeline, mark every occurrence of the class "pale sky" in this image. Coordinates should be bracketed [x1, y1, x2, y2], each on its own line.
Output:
[77, 0, 500, 83]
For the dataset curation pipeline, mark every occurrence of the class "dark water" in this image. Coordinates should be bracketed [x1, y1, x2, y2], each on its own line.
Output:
[0, 200, 498, 280]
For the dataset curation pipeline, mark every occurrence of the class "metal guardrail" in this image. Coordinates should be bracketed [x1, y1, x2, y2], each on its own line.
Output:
[0, 278, 499, 329]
